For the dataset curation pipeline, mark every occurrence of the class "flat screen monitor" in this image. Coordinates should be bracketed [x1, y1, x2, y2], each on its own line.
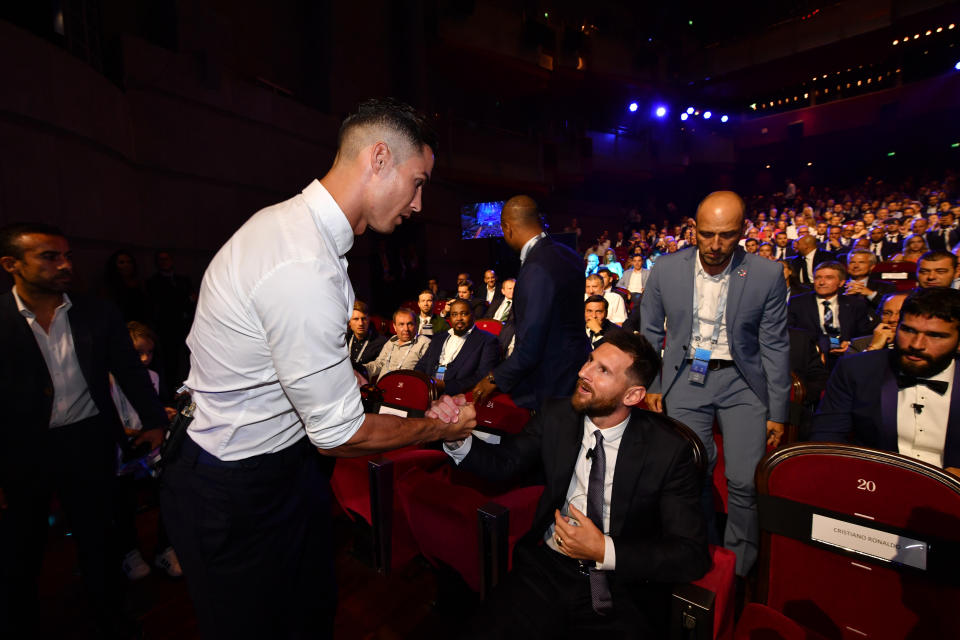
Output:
[461, 201, 505, 239]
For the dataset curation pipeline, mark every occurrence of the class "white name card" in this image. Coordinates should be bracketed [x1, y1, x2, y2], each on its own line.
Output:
[378, 405, 408, 418]
[880, 272, 908, 280]
[811, 514, 928, 570]
[473, 430, 502, 445]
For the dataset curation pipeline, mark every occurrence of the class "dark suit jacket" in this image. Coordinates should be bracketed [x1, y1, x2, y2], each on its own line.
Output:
[492, 237, 590, 409]
[811, 351, 960, 468]
[845, 278, 897, 312]
[484, 290, 504, 314]
[881, 236, 903, 260]
[414, 326, 500, 395]
[791, 249, 835, 285]
[459, 399, 710, 622]
[772, 245, 797, 261]
[789, 328, 829, 406]
[787, 293, 876, 355]
[925, 228, 952, 253]
[483, 295, 511, 320]
[0, 291, 167, 474]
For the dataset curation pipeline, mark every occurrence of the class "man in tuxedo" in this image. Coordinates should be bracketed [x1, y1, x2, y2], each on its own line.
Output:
[917, 251, 960, 289]
[926, 223, 954, 253]
[471, 196, 590, 409]
[483, 278, 515, 322]
[440, 331, 709, 638]
[584, 295, 615, 350]
[415, 290, 449, 337]
[866, 226, 887, 260]
[849, 292, 908, 353]
[620, 253, 648, 294]
[883, 220, 904, 259]
[843, 248, 896, 311]
[812, 288, 960, 476]
[415, 299, 499, 395]
[0, 223, 167, 638]
[772, 231, 795, 261]
[791, 235, 834, 285]
[787, 262, 875, 366]
[641, 191, 789, 577]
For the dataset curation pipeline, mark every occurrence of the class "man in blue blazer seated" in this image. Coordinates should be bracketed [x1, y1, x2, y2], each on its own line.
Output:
[415, 298, 499, 395]
[641, 191, 790, 578]
[471, 195, 590, 409]
[812, 288, 960, 476]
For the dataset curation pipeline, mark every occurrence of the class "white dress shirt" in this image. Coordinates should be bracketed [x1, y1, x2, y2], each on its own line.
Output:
[520, 232, 547, 265]
[184, 180, 364, 460]
[110, 369, 160, 432]
[815, 294, 840, 334]
[774, 245, 790, 261]
[14, 288, 99, 428]
[446, 414, 627, 570]
[485, 287, 496, 304]
[804, 251, 816, 282]
[602, 289, 627, 325]
[688, 255, 732, 360]
[491, 297, 512, 322]
[624, 268, 646, 294]
[897, 364, 954, 467]
[438, 326, 474, 366]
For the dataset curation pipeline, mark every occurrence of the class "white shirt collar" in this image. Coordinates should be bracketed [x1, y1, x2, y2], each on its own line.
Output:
[816, 293, 839, 303]
[520, 232, 547, 265]
[448, 325, 475, 339]
[302, 180, 355, 257]
[12, 286, 70, 319]
[694, 252, 733, 280]
[583, 413, 631, 444]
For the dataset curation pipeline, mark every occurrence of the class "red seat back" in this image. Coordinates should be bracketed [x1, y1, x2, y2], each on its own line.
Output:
[756, 444, 960, 639]
[474, 392, 531, 435]
[432, 299, 447, 315]
[376, 370, 437, 414]
[474, 319, 503, 336]
[369, 314, 391, 335]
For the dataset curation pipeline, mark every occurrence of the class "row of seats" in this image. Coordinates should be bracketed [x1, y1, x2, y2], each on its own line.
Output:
[330, 370, 960, 639]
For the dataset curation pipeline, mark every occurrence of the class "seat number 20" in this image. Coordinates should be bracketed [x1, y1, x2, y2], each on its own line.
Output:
[857, 479, 877, 492]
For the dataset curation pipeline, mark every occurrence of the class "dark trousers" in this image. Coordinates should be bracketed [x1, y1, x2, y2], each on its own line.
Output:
[0, 415, 123, 636]
[114, 473, 170, 555]
[460, 543, 655, 640]
[160, 435, 336, 640]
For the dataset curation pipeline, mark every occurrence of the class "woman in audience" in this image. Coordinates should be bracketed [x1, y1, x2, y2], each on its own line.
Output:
[603, 248, 624, 279]
[892, 233, 929, 263]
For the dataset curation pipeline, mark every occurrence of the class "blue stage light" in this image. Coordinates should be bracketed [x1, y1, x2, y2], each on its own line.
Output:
[629, 102, 639, 112]
[686, 107, 695, 114]
[703, 111, 712, 119]
[654, 105, 667, 118]
[955, 61, 960, 70]
[680, 113, 689, 121]
[720, 115, 729, 123]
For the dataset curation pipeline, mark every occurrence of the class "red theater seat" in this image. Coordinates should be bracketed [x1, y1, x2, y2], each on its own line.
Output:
[432, 299, 447, 315]
[473, 392, 531, 436]
[870, 261, 917, 291]
[375, 369, 437, 414]
[474, 318, 502, 335]
[739, 443, 960, 638]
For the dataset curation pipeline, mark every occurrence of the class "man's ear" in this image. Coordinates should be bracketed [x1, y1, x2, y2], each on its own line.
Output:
[0, 256, 18, 275]
[370, 141, 391, 175]
[622, 385, 647, 408]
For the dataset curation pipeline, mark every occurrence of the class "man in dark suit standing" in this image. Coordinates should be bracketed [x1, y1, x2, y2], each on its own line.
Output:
[788, 261, 875, 366]
[415, 299, 499, 395]
[0, 223, 168, 638]
[812, 288, 960, 477]
[791, 235, 834, 285]
[471, 196, 590, 409]
[437, 331, 709, 637]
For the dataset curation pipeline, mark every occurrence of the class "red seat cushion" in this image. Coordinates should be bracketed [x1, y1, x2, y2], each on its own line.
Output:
[735, 604, 830, 640]
[474, 319, 503, 335]
[692, 545, 737, 640]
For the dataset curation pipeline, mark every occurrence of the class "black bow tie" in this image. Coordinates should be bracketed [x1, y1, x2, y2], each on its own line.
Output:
[896, 375, 949, 395]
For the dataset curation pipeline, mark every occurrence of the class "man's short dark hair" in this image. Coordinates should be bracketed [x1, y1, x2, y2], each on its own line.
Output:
[918, 250, 958, 269]
[458, 279, 475, 294]
[0, 222, 65, 259]
[338, 98, 438, 157]
[449, 298, 472, 315]
[815, 261, 847, 279]
[900, 288, 960, 326]
[392, 308, 416, 323]
[353, 300, 370, 315]
[584, 294, 608, 311]
[599, 329, 661, 388]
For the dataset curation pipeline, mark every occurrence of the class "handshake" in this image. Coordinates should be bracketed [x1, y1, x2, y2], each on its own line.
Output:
[426, 394, 478, 443]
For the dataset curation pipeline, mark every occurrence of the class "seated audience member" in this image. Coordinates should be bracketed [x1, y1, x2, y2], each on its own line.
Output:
[757, 242, 774, 260]
[348, 300, 387, 371]
[427, 277, 448, 300]
[917, 251, 960, 289]
[926, 219, 955, 253]
[584, 295, 614, 350]
[787, 262, 875, 365]
[791, 235, 834, 285]
[812, 288, 960, 475]
[415, 299, 499, 394]
[415, 289, 449, 337]
[482, 270, 499, 305]
[585, 274, 627, 325]
[883, 221, 904, 259]
[584, 253, 600, 277]
[603, 248, 624, 279]
[111, 322, 181, 580]
[364, 309, 431, 382]
[772, 231, 795, 261]
[483, 278, 515, 322]
[451, 279, 486, 318]
[438, 331, 709, 638]
[843, 248, 895, 310]
[892, 233, 929, 263]
[849, 292, 908, 353]
[789, 328, 830, 438]
[620, 253, 648, 294]
[781, 260, 811, 300]
[866, 226, 886, 260]
[743, 238, 759, 254]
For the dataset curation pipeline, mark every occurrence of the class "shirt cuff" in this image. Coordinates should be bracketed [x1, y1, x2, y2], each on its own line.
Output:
[443, 435, 473, 465]
[596, 535, 616, 571]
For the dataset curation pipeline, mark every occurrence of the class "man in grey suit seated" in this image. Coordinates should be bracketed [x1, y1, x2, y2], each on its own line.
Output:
[641, 191, 790, 578]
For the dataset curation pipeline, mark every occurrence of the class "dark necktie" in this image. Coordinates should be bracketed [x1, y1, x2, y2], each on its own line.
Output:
[587, 430, 613, 614]
[896, 375, 948, 395]
[822, 300, 838, 335]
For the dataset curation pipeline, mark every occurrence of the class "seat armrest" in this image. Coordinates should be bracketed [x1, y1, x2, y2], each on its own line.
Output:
[670, 582, 716, 640]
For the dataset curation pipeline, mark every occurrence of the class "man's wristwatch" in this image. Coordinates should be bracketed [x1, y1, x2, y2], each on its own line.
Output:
[486, 372, 496, 385]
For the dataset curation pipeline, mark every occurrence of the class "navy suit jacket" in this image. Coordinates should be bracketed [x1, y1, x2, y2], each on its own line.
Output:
[492, 236, 590, 409]
[415, 326, 499, 395]
[0, 291, 167, 474]
[787, 293, 876, 354]
[641, 248, 791, 423]
[811, 351, 960, 468]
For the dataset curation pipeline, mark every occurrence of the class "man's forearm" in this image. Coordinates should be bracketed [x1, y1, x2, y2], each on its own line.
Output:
[318, 413, 446, 458]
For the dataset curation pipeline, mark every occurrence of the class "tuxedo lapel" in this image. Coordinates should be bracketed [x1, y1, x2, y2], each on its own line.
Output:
[879, 359, 899, 452]
[610, 412, 647, 536]
[945, 360, 960, 467]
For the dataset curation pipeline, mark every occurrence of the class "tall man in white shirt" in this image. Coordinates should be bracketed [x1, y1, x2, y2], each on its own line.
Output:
[641, 191, 789, 577]
[159, 99, 476, 640]
[0, 223, 168, 639]
[813, 288, 960, 477]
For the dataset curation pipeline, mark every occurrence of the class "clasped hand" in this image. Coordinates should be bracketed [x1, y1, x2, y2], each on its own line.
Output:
[425, 394, 477, 441]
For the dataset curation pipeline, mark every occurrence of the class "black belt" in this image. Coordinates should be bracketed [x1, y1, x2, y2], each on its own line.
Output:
[686, 358, 735, 371]
[183, 434, 312, 470]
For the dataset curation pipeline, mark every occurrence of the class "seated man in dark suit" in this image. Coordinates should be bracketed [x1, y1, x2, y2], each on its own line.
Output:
[584, 295, 615, 350]
[415, 289, 449, 338]
[415, 299, 499, 395]
[812, 288, 960, 477]
[789, 328, 830, 439]
[483, 278, 515, 322]
[791, 235, 834, 285]
[788, 261, 875, 367]
[771, 231, 796, 261]
[347, 300, 387, 372]
[842, 248, 896, 311]
[446, 279, 486, 319]
[916, 251, 960, 290]
[849, 292, 908, 353]
[436, 330, 709, 638]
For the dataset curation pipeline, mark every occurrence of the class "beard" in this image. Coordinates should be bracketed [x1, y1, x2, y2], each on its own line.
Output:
[569, 379, 621, 417]
[895, 345, 957, 378]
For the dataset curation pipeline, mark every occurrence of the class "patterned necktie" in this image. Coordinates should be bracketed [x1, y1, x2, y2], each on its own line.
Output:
[587, 430, 613, 614]
[822, 300, 838, 335]
[498, 299, 511, 322]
